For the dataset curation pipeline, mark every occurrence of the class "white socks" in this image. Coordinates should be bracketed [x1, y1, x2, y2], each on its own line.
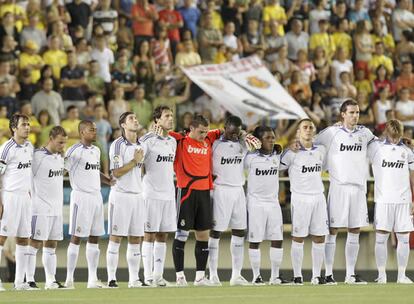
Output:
[396, 233, 410, 280]
[291, 241, 304, 278]
[270, 247, 283, 280]
[26, 246, 38, 282]
[86, 243, 100, 284]
[375, 233, 389, 279]
[230, 236, 244, 279]
[66, 242, 80, 283]
[15, 244, 28, 285]
[153, 241, 166, 278]
[142, 241, 153, 282]
[345, 232, 360, 278]
[208, 237, 219, 278]
[312, 242, 325, 279]
[126, 243, 141, 283]
[248, 248, 261, 279]
[325, 234, 337, 276]
[43, 247, 57, 284]
[106, 241, 120, 282]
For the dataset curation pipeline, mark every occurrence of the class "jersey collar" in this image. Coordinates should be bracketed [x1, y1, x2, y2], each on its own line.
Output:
[299, 142, 317, 151]
[383, 138, 404, 146]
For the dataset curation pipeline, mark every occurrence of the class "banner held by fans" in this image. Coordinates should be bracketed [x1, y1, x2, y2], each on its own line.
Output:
[181, 56, 307, 125]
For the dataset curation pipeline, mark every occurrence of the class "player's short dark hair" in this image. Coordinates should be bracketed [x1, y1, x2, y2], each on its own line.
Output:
[252, 126, 274, 141]
[119, 111, 135, 129]
[190, 114, 209, 128]
[340, 99, 358, 114]
[9, 113, 29, 135]
[224, 115, 242, 128]
[49, 126, 67, 138]
[66, 105, 78, 113]
[78, 120, 94, 133]
[153, 105, 172, 123]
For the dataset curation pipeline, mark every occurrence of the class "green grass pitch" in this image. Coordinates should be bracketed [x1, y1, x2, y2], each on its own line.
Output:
[0, 283, 413, 304]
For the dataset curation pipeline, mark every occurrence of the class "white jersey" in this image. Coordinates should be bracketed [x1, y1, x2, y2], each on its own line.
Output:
[64, 143, 101, 193]
[212, 137, 248, 187]
[280, 145, 326, 195]
[315, 125, 374, 187]
[32, 148, 64, 216]
[109, 136, 143, 194]
[368, 139, 414, 204]
[140, 132, 176, 201]
[0, 138, 33, 193]
[244, 150, 280, 203]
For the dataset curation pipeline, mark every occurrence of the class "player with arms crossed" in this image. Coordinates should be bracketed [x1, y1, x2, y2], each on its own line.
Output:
[106, 112, 146, 288]
[26, 126, 68, 289]
[244, 126, 289, 285]
[208, 115, 260, 286]
[0, 114, 34, 290]
[64, 120, 113, 289]
[280, 119, 328, 285]
[368, 119, 414, 284]
[315, 99, 375, 284]
[140, 106, 177, 287]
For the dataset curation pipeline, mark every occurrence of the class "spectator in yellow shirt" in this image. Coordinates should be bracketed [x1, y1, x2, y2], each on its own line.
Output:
[61, 105, 81, 148]
[310, 19, 335, 59]
[206, 0, 224, 31]
[0, 105, 10, 145]
[263, 0, 287, 36]
[0, 0, 26, 32]
[331, 18, 352, 58]
[354, 68, 372, 96]
[19, 101, 41, 145]
[19, 40, 44, 84]
[43, 35, 68, 79]
[368, 42, 394, 79]
[371, 18, 395, 56]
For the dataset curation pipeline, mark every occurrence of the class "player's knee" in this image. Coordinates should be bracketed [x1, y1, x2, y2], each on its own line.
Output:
[175, 229, 189, 242]
[231, 229, 245, 237]
[144, 232, 156, 242]
[329, 228, 338, 235]
[348, 227, 360, 234]
[311, 235, 325, 244]
[128, 236, 141, 244]
[16, 237, 29, 246]
[29, 239, 42, 249]
[210, 230, 221, 239]
[292, 237, 304, 243]
[155, 232, 167, 242]
[271, 240, 283, 248]
[88, 236, 99, 244]
[249, 242, 260, 249]
[70, 235, 81, 245]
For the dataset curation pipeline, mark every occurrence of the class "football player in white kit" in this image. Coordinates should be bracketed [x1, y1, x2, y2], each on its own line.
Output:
[245, 126, 289, 286]
[315, 99, 375, 284]
[0, 114, 34, 291]
[368, 120, 414, 284]
[280, 119, 328, 285]
[140, 106, 177, 287]
[64, 120, 113, 289]
[26, 126, 68, 290]
[208, 115, 258, 286]
[106, 112, 146, 288]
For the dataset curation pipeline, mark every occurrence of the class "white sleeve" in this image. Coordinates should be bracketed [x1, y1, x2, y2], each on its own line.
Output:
[315, 127, 334, 148]
[367, 140, 379, 162]
[280, 150, 293, 171]
[0, 142, 10, 163]
[364, 127, 376, 143]
[244, 153, 252, 170]
[109, 141, 124, 170]
[407, 148, 414, 171]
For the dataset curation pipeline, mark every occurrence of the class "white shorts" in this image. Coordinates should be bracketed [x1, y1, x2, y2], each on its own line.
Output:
[69, 190, 105, 237]
[212, 185, 247, 232]
[0, 192, 31, 238]
[108, 191, 145, 237]
[374, 203, 414, 233]
[291, 193, 329, 238]
[247, 200, 283, 243]
[327, 183, 369, 229]
[144, 199, 176, 233]
[31, 215, 63, 241]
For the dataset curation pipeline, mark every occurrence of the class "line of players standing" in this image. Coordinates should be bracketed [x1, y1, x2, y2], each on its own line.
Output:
[0, 99, 413, 291]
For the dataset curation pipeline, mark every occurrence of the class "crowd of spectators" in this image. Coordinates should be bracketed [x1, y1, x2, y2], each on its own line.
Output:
[0, 0, 414, 175]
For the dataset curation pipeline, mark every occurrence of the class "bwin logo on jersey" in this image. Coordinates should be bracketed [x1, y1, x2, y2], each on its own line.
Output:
[301, 164, 322, 173]
[48, 168, 64, 177]
[340, 143, 362, 152]
[382, 159, 404, 169]
[17, 161, 31, 169]
[255, 167, 278, 175]
[220, 156, 243, 165]
[85, 162, 100, 170]
[339, 143, 362, 151]
[187, 145, 208, 155]
[156, 154, 175, 162]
